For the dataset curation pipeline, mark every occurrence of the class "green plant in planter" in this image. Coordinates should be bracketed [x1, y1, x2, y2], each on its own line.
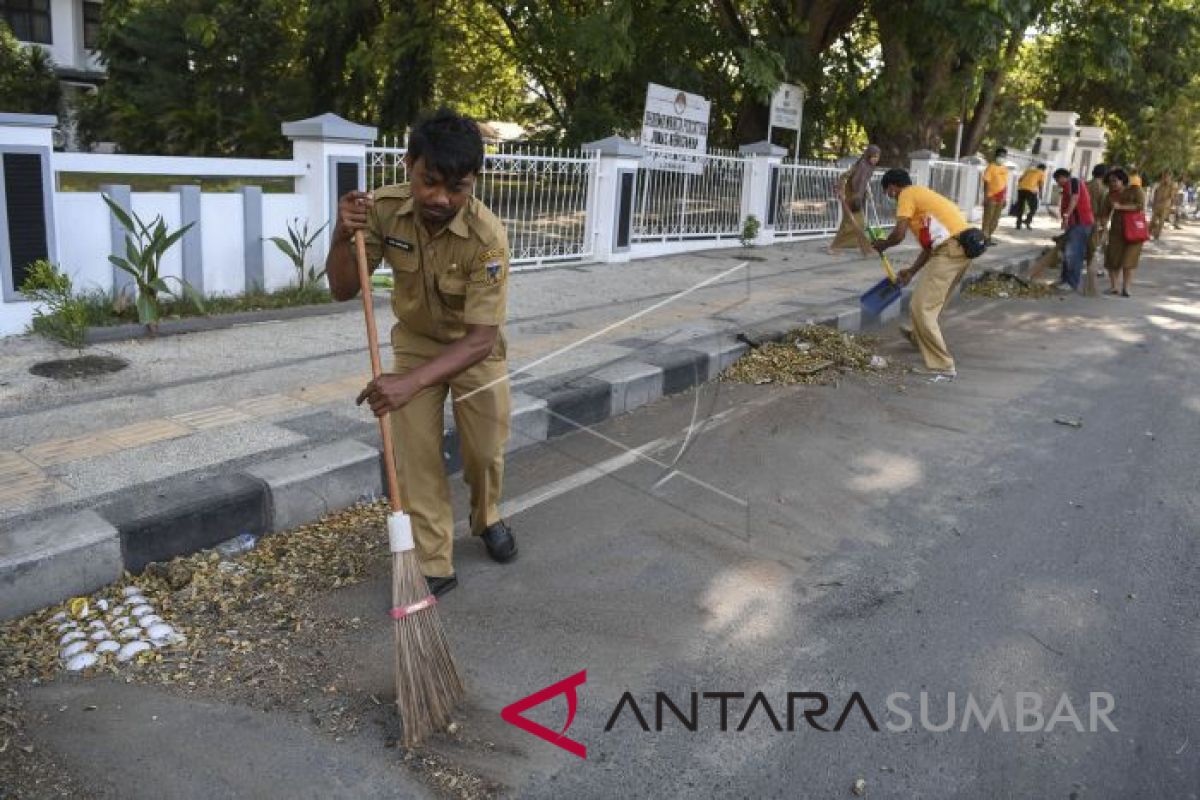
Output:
[741, 214, 761, 247]
[102, 194, 204, 333]
[19, 260, 89, 349]
[268, 218, 328, 291]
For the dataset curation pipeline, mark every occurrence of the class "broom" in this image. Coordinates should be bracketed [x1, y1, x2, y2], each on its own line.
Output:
[353, 227, 463, 747]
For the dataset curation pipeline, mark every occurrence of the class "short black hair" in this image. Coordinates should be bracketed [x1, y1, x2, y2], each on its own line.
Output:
[1092, 164, 1108, 178]
[1053, 168, 1070, 180]
[1036, 163, 1046, 169]
[994, 147, 1008, 157]
[407, 107, 484, 182]
[879, 168, 912, 189]
[1107, 167, 1129, 184]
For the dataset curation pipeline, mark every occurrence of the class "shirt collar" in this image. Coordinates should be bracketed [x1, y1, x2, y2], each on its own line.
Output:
[395, 194, 472, 239]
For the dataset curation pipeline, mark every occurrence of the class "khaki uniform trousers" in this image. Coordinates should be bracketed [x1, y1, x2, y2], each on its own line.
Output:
[390, 341, 511, 577]
[910, 239, 971, 372]
[829, 210, 869, 252]
[982, 200, 1004, 239]
[1149, 205, 1170, 239]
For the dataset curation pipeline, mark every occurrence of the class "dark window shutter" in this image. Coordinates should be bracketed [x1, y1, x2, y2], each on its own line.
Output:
[768, 166, 779, 226]
[616, 171, 634, 248]
[4, 153, 49, 292]
[336, 162, 361, 199]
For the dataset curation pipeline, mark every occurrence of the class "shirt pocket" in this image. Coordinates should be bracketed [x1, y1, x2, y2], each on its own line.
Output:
[384, 248, 419, 275]
[435, 269, 467, 311]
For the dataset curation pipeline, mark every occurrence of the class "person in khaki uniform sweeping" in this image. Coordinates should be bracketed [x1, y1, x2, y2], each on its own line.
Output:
[325, 108, 517, 598]
[981, 147, 1010, 245]
[873, 169, 974, 381]
[826, 144, 882, 256]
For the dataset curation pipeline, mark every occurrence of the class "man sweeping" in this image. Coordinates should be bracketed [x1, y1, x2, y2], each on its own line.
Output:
[873, 169, 975, 382]
[326, 108, 518, 599]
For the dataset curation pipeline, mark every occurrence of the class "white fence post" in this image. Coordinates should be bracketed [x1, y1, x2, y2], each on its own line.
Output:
[959, 155, 986, 222]
[737, 141, 785, 245]
[582, 136, 644, 263]
[908, 149, 935, 188]
[0, 113, 58, 330]
[281, 113, 377, 260]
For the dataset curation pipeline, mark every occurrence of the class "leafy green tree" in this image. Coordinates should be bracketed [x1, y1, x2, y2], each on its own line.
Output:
[81, 0, 309, 156]
[0, 21, 61, 115]
[855, 0, 1023, 162]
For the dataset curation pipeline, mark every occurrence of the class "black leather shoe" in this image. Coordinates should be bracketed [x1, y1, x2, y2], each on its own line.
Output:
[480, 521, 518, 563]
[425, 574, 458, 598]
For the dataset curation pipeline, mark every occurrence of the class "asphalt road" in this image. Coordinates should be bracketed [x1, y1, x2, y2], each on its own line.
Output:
[10, 235, 1200, 799]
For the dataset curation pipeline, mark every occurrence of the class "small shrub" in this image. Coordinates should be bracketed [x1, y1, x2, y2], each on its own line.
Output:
[103, 194, 204, 333]
[268, 218, 328, 291]
[19, 260, 90, 349]
[741, 214, 761, 247]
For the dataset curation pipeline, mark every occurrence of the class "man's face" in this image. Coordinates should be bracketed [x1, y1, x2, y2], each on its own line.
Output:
[884, 184, 903, 200]
[1055, 174, 1069, 188]
[407, 156, 475, 227]
[1107, 174, 1124, 191]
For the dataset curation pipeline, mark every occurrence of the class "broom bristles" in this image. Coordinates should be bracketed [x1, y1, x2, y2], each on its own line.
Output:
[393, 549, 463, 747]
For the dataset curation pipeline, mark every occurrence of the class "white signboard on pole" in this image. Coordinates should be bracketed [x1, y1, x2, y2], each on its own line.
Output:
[641, 83, 711, 175]
[769, 83, 804, 132]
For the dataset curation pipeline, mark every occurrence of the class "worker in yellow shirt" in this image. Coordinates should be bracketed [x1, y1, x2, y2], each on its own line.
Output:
[982, 147, 1010, 245]
[873, 169, 981, 381]
[1014, 163, 1045, 230]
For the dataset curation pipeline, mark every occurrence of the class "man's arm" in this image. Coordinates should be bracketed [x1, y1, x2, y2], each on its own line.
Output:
[874, 219, 909, 251]
[1062, 193, 1079, 228]
[357, 325, 498, 418]
[895, 247, 931, 287]
[326, 191, 375, 302]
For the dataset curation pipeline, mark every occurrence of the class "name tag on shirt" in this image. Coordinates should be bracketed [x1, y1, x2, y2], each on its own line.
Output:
[385, 236, 413, 252]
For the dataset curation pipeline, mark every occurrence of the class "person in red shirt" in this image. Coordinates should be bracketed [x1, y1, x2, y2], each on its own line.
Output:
[1052, 168, 1094, 291]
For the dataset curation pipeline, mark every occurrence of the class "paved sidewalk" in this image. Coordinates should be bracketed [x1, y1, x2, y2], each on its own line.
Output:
[0, 216, 1054, 615]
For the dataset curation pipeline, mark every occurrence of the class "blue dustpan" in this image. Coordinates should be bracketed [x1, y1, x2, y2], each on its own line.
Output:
[860, 277, 902, 315]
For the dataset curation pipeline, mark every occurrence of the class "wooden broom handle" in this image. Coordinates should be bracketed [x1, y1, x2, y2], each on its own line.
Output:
[354, 229, 404, 513]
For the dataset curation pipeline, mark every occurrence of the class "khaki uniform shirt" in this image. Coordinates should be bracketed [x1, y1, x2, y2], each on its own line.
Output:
[1151, 180, 1175, 212]
[362, 184, 510, 359]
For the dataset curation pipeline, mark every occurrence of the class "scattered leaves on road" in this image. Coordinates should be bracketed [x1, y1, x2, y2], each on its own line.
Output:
[722, 326, 892, 386]
[0, 501, 503, 799]
[963, 271, 1056, 299]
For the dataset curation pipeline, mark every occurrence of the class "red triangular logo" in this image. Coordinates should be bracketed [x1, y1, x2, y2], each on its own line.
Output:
[500, 670, 587, 759]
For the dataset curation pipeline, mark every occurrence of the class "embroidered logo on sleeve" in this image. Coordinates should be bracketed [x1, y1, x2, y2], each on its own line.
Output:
[477, 248, 507, 285]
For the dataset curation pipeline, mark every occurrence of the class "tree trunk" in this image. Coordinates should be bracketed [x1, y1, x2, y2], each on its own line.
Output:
[961, 31, 1022, 157]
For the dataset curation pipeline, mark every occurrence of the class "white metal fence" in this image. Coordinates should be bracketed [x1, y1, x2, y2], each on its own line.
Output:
[772, 166, 895, 238]
[366, 142, 599, 267]
[771, 162, 842, 236]
[929, 160, 970, 203]
[631, 148, 746, 242]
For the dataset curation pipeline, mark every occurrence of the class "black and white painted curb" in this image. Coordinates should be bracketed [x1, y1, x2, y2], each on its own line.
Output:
[0, 250, 1045, 620]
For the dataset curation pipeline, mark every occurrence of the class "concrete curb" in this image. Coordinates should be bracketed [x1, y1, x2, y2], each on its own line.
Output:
[1, 248, 1048, 619]
[0, 511, 124, 619]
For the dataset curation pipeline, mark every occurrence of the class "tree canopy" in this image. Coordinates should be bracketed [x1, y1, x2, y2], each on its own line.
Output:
[69, 0, 1200, 174]
[0, 21, 61, 116]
